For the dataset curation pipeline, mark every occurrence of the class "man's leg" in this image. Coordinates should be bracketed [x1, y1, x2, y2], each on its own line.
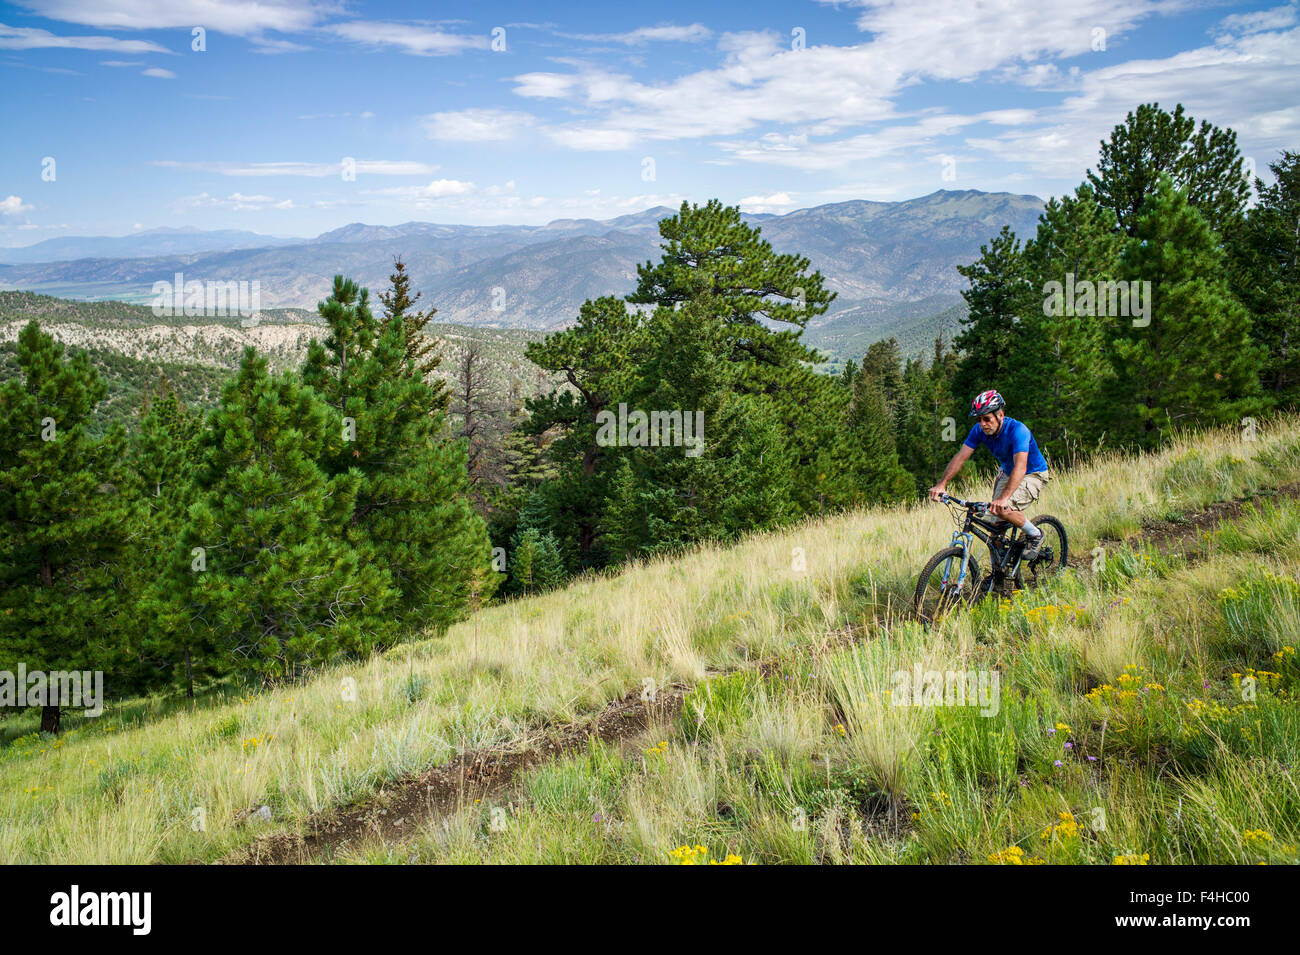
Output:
[990, 472, 1029, 530]
[1012, 473, 1048, 557]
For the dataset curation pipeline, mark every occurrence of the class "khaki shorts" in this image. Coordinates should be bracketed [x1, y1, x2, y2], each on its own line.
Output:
[991, 470, 1049, 511]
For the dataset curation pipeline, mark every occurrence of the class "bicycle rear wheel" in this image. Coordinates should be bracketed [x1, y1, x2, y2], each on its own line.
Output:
[1023, 515, 1068, 586]
[913, 547, 981, 623]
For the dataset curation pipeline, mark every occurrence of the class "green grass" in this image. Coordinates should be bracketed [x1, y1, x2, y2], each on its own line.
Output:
[3, 415, 1300, 864]
[360, 534, 1300, 865]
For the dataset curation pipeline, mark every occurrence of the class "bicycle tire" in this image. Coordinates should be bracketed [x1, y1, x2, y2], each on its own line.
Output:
[913, 546, 982, 623]
[1023, 514, 1068, 584]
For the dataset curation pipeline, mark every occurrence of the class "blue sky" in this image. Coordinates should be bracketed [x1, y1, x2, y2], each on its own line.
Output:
[1, 0, 1297, 245]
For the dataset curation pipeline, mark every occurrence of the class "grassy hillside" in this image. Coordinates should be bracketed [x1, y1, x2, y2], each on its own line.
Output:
[2, 417, 1298, 864]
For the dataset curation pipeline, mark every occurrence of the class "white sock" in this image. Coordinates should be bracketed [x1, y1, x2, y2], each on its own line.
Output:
[1022, 520, 1041, 538]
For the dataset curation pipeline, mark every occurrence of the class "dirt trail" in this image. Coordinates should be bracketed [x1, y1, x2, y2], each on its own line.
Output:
[1094, 480, 1300, 560]
[222, 481, 1300, 865]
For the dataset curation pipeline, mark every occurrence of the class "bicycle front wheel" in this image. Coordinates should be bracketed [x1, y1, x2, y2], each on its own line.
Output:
[913, 546, 981, 623]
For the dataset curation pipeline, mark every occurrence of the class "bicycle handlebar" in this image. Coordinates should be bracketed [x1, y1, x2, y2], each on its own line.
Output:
[938, 493, 990, 513]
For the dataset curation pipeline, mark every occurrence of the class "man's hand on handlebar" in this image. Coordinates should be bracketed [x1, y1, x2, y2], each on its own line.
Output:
[928, 484, 946, 503]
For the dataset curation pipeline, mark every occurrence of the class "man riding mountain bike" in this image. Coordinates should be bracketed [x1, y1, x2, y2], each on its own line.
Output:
[928, 390, 1051, 560]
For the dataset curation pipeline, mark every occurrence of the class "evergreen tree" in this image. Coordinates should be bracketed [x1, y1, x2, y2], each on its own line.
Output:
[1086, 102, 1250, 238]
[1230, 151, 1300, 408]
[506, 493, 565, 595]
[627, 199, 833, 370]
[859, 338, 905, 420]
[1095, 178, 1264, 448]
[896, 337, 962, 494]
[186, 348, 396, 681]
[127, 378, 212, 697]
[627, 200, 843, 513]
[0, 322, 138, 732]
[304, 275, 495, 631]
[952, 226, 1029, 407]
[1009, 185, 1122, 457]
[524, 296, 651, 566]
[377, 256, 448, 413]
[844, 367, 914, 502]
[601, 296, 796, 560]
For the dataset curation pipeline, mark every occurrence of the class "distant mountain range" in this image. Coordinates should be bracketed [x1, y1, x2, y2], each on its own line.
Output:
[0, 189, 1045, 360]
[0, 227, 304, 264]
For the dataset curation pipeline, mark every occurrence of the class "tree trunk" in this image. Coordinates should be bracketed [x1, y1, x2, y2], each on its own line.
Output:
[39, 550, 60, 734]
[186, 647, 194, 699]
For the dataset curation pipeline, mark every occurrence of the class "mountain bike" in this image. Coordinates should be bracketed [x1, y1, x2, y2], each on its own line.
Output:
[912, 493, 1068, 623]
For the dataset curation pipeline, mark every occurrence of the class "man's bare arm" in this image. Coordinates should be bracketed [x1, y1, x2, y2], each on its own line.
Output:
[928, 444, 974, 501]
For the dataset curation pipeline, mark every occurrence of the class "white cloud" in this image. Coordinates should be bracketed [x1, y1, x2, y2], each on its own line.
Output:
[737, 192, 797, 213]
[561, 23, 712, 45]
[1215, 3, 1298, 37]
[175, 192, 296, 211]
[366, 179, 478, 200]
[19, 0, 323, 36]
[0, 22, 172, 53]
[512, 72, 579, 99]
[541, 126, 640, 151]
[422, 109, 536, 141]
[503, 2, 1184, 154]
[250, 37, 310, 54]
[325, 21, 489, 55]
[142, 67, 175, 79]
[153, 160, 440, 177]
[716, 114, 979, 170]
[0, 195, 33, 216]
[965, 24, 1300, 179]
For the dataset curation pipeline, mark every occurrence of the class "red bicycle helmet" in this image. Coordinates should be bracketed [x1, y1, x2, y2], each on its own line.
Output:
[969, 389, 1005, 416]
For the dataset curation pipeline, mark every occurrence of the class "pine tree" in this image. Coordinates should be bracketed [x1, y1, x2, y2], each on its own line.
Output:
[447, 338, 513, 509]
[186, 348, 396, 681]
[859, 338, 904, 420]
[1086, 102, 1250, 238]
[627, 199, 833, 370]
[1230, 151, 1300, 408]
[844, 368, 914, 502]
[377, 256, 448, 413]
[1009, 185, 1121, 456]
[896, 337, 962, 493]
[127, 377, 211, 697]
[952, 226, 1030, 407]
[506, 492, 565, 595]
[1096, 178, 1264, 448]
[601, 296, 796, 559]
[0, 322, 139, 732]
[523, 296, 651, 566]
[303, 274, 495, 631]
[626, 200, 842, 516]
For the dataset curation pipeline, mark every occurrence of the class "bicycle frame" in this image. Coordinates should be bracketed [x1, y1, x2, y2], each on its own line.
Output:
[939, 500, 1025, 595]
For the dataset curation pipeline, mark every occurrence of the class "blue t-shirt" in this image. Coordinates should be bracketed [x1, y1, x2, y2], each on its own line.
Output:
[963, 416, 1049, 475]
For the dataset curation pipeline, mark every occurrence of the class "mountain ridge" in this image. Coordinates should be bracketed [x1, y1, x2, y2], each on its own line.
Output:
[0, 189, 1043, 347]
